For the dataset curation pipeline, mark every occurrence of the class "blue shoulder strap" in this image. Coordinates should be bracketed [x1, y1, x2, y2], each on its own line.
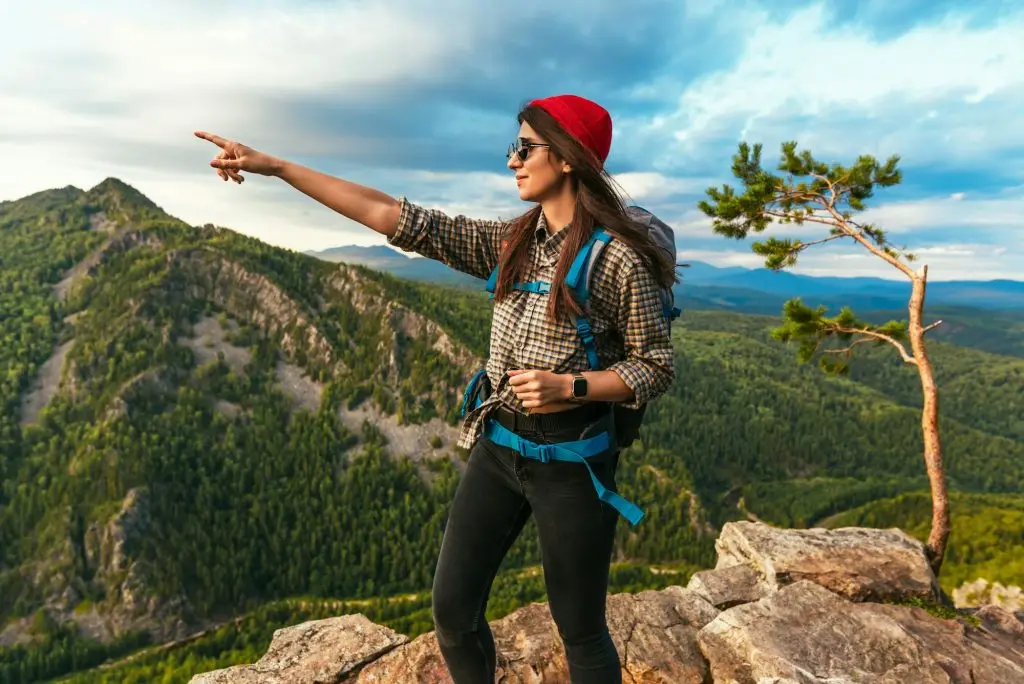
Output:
[485, 262, 499, 294]
[566, 228, 612, 296]
[567, 228, 612, 369]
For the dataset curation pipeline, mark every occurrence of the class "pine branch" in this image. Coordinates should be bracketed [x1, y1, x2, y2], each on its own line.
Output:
[822, 204, 917, 278]
[763, 210, 840, 228]
[807, 172, 836, 208]
[831, 325, 917, 365]
[822, 337, 876, 355]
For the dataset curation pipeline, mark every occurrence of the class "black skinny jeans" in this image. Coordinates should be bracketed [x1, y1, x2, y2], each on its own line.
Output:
[431, 405, 623, 684]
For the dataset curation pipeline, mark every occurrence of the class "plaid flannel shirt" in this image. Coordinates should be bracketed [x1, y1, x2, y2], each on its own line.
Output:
[387, 197, 675, 450]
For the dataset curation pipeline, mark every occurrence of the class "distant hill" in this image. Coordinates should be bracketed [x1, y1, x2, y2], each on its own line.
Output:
[307, 244, 1024, 358]
[306, 244, 1023, 312]
[305, 244, 480, 288]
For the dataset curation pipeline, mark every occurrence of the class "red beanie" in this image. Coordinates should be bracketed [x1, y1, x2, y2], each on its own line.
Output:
[528, 94, 613, 164]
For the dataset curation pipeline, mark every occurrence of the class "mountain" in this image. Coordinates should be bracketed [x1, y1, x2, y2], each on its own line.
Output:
[1, 180, 1022, 683]
[305, 244, 481, 288]
[685, 264, 1024, 307]
[672, 257, 1023, 310]
[304, 245, 411, 269]
[309, 244, 1024, 357]
[309, 240, 1024, 312]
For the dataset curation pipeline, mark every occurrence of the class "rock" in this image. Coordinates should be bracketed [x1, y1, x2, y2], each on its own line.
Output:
[191, 614, 407, 684]
[606, 586, 720, 684]
[192, 588, 719, 683]
[976, 604, 1024, 638]
[686, 562, 766, 609]
[871, 601, 1024, 684]
[714, 521, 942, 603]
[696, 579, 1022, 683]
[353, 587, 718, 683]
[349, 630, 452, 683]
[185, 524, 1024, 683]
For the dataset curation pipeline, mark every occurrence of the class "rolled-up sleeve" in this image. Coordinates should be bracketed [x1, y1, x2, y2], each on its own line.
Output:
[387, 197, 507, 281]
[606, 260, 675, 408]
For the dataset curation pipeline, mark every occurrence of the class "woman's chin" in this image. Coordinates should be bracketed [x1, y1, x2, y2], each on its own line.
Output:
[517, 186, 541, 202]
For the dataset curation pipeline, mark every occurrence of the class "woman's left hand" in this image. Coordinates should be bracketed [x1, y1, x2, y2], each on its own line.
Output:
[507, 369, 571, 409]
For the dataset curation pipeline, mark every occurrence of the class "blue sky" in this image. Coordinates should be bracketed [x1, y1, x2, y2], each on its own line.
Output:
[1, 0, 1021, 280]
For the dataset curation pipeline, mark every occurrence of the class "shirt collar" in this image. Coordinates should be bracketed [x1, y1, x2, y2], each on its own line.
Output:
[534, 212, 570, 252]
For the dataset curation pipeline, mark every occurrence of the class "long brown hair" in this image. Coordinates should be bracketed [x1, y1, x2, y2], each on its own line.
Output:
[493, 104, 679, 322]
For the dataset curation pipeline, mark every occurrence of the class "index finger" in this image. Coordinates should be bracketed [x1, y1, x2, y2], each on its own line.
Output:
[194, 131, 230, 148]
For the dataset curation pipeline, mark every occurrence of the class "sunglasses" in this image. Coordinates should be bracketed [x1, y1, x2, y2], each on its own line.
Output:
[507, 138, 550, 161]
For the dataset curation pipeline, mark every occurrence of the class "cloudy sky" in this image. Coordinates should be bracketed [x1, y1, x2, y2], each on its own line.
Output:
[2, 0, 1021, 280]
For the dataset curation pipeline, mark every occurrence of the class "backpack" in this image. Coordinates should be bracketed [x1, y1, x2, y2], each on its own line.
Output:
[461, 205, 681, 448]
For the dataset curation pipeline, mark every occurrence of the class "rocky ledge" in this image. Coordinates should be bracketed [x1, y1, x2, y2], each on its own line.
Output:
[191, 522, 1024, 683]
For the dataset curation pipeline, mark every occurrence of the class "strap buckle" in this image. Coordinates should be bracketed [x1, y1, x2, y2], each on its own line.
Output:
[527, 443, 555, 463]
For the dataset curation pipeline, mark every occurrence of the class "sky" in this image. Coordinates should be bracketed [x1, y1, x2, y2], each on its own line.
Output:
[1, 0, 1021, 281]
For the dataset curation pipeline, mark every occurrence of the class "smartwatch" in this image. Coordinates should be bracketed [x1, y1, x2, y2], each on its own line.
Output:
[570, 373, 588, 401]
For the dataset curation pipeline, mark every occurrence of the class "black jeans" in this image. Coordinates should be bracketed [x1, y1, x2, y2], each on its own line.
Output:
[431, 404, 622, 684]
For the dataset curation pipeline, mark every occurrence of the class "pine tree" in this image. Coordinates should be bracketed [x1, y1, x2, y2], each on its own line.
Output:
[698, 140, 950, 575]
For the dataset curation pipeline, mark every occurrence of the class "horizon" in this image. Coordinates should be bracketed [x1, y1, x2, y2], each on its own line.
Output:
[304, 241, 1024, 284]
[2, 1, 1021, 281]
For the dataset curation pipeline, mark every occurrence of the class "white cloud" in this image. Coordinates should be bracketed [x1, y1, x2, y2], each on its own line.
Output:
[691, 241, 1020, 281]
[676, 249, 765, 268]
[6, 3, 464, 96]
[649, 4, 1024, 167]
[859, 191, 1024, 233]
[612, 172, 715, 202]
[0, 1, 1020, 284]
[786, 245, 1021, 281]
[910, 245, 979, 257]
[0, 1, 475, 162]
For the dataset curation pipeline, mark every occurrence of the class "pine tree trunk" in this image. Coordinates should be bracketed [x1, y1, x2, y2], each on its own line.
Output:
[907, 266, 949, 576]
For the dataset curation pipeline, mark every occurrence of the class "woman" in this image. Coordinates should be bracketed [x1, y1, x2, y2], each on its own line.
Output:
[195, 93, 677, 684]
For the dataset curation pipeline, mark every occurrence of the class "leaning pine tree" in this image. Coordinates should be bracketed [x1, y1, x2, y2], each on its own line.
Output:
[698, 141, 950, 575]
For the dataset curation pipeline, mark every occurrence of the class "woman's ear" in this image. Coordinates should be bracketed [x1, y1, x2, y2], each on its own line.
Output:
[562, 162, 572, 174]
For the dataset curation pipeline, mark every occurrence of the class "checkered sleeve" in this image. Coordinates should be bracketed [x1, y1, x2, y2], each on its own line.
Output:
[606, 260, 675, 408]
[386, 196, 506, 281]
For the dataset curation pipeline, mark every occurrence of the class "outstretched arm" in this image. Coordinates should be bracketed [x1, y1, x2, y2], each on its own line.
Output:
[194, 131, 400, 237]
[194, 131, 504, 279]
[278, 161, 402, 239]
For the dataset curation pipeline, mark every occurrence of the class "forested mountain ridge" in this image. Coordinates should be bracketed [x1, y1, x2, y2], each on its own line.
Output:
[0, 179, 496, 648]
[1, 179, 1022, 683]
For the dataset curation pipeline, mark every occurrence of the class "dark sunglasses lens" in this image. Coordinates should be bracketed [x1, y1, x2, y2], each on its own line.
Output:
[507, 141, 528, 161]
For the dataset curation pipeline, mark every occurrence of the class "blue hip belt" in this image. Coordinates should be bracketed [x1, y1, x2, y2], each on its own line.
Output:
[483, 418, 645, 527]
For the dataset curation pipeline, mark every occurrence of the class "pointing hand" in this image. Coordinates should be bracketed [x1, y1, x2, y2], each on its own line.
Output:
[194, 131, 284, 183]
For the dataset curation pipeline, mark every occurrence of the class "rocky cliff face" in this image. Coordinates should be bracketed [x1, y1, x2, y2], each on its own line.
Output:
[191, 522, 1024, 684]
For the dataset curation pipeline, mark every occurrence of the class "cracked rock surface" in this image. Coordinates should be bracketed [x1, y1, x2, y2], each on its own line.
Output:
[190, 523, 1024, 683]
[713, 521, 942, 603]
[351, 589, 717, 683]
[190, 614, 407, 683]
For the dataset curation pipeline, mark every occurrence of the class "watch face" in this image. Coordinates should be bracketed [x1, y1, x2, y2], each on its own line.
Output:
[572, 376, 587, 397]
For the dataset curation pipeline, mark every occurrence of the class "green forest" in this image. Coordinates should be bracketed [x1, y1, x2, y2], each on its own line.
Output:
[0, 180, 1021, 683]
